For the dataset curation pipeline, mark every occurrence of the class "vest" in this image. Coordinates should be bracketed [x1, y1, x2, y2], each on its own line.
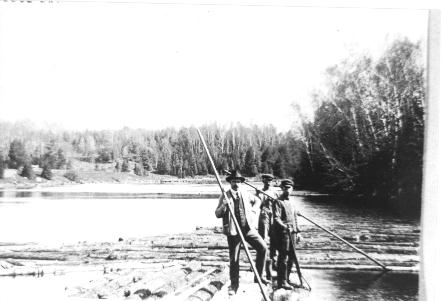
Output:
[232, 191, 247, 229]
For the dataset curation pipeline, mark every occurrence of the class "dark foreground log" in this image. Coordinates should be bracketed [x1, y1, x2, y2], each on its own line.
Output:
[185, 281, 225, 301]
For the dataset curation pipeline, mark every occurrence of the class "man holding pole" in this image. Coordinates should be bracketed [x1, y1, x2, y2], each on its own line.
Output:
[215, 170, 269, 295]
[256, 173, 278, 280]
[273, 179, 302, 290]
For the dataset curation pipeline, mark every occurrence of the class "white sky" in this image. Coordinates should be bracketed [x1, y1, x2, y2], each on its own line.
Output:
[0, 1, 429, 132]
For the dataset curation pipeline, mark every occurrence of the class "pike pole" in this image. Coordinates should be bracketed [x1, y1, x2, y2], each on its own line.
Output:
[197, 129, 270, 301]
[223, 170, 390, 272]
[297, 213, 389, 271]
[287, 227, 311, 291]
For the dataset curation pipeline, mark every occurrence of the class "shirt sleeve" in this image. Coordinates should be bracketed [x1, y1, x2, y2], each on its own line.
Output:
[273, 200, 287, 230]
[215, 194, 228, 218]
[252, 194, 261, 209]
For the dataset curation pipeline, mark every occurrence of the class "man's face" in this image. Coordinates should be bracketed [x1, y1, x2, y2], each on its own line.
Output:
[281, 186, 293, 198]
[230, 179, 242, 190]
[262, 178, 271, 187]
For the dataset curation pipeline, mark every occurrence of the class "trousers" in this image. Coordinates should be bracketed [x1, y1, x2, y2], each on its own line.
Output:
[258, 209, 277, 266]
[227, 227, 267, 287]
[276, 231, 296, 284]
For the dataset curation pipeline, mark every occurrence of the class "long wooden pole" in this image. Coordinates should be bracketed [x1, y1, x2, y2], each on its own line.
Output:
[297, 213, 389, 270]
[197, 129, 270, 301]
[288, 230, 305, 288]
[225, 171, 390, 271]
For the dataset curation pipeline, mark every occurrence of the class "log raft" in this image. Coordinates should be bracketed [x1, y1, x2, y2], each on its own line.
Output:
[0, 225, 419, 300]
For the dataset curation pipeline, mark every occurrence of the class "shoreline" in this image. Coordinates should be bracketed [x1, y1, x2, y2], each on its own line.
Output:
[0, 168, 327, 198]
[0, 168, 221, 190]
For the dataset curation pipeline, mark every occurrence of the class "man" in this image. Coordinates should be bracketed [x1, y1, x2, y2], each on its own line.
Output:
[256, 173, 278, 280]
[273, 179, 301, 290]
[215, 170, 269, 295]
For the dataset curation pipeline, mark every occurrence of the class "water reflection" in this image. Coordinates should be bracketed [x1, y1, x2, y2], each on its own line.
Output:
[14, 191, 35, 198]
[0, 190, 36, 199]
[0, 190, 219, 199]
[302, 270, 418, 301]
[36, 191, 219, 199]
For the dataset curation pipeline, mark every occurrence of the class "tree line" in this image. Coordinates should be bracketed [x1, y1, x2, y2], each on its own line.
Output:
[293, 38, 425, 213]
[0, 38, 424, 214]
[0, 122, 301, 180]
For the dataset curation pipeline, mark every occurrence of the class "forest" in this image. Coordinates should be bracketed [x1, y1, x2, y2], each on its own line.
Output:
[0, 38, 425, 215]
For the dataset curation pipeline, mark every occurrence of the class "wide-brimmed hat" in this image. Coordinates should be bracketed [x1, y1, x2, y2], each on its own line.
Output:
[261, 173, 274, 180]
[279, 179, 294, 188]
[226, 170, 245, 182]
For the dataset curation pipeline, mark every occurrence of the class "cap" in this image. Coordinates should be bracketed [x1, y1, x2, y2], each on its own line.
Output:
[279, 179, 294, 188]
[261, 173, 274, 180]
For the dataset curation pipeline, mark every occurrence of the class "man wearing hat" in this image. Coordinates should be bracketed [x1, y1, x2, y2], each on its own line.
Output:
[273, 179, 301, 290]
[215, 170, 269, 295]
[256, 173, 279, 280]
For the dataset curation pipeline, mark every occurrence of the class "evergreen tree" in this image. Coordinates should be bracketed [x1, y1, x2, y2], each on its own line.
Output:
[198, 161, 208, 175]
[96, 148, 113, 163]
[244, 147, 259, 177]
[41, 163, 53, 180]
[273, 154, 286, 178]
[261, 161, 270, 174]
[134, 162, 144, 176]
[121, 159, 130, 172]
[41, 140, 58, 169]
[20, 162, 35, 179]
[0, 152, 4, 179]
[115, 161, 122, 172]
[8, 139, 28, 169]
[56, 148, 67, 169]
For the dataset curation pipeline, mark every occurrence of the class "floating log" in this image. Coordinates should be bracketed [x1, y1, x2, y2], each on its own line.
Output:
[0, 253, 67, 261]
[0, 267, 44, 277]
[0, 225, 420, 300]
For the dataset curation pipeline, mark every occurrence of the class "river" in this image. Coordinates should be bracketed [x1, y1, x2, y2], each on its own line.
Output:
[0, 183, 420, 300]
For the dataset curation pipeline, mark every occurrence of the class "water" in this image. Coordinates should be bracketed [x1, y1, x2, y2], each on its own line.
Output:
[0, 183, 420, 300]
[0, 184, 221, 243]
[303, 270, 418, 301]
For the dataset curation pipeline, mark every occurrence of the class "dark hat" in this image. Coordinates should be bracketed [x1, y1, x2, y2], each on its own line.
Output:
[226, 170, 245, 182]
[261, 173, 274, 180]
[279, 179, 294, 188]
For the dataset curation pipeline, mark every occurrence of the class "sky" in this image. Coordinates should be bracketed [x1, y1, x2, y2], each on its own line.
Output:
[0, 1, 429, 132]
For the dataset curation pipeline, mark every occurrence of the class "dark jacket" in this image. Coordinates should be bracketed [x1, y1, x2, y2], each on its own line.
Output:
[215, 188, 261, 236]
[273, 196, 300, 235]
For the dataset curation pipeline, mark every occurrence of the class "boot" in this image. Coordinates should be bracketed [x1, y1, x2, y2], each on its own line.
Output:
[277, 281, 293, 290]
[254, 276, 270, 285]
[228, 284, 238, 295]
[287, 279, 300, 288]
